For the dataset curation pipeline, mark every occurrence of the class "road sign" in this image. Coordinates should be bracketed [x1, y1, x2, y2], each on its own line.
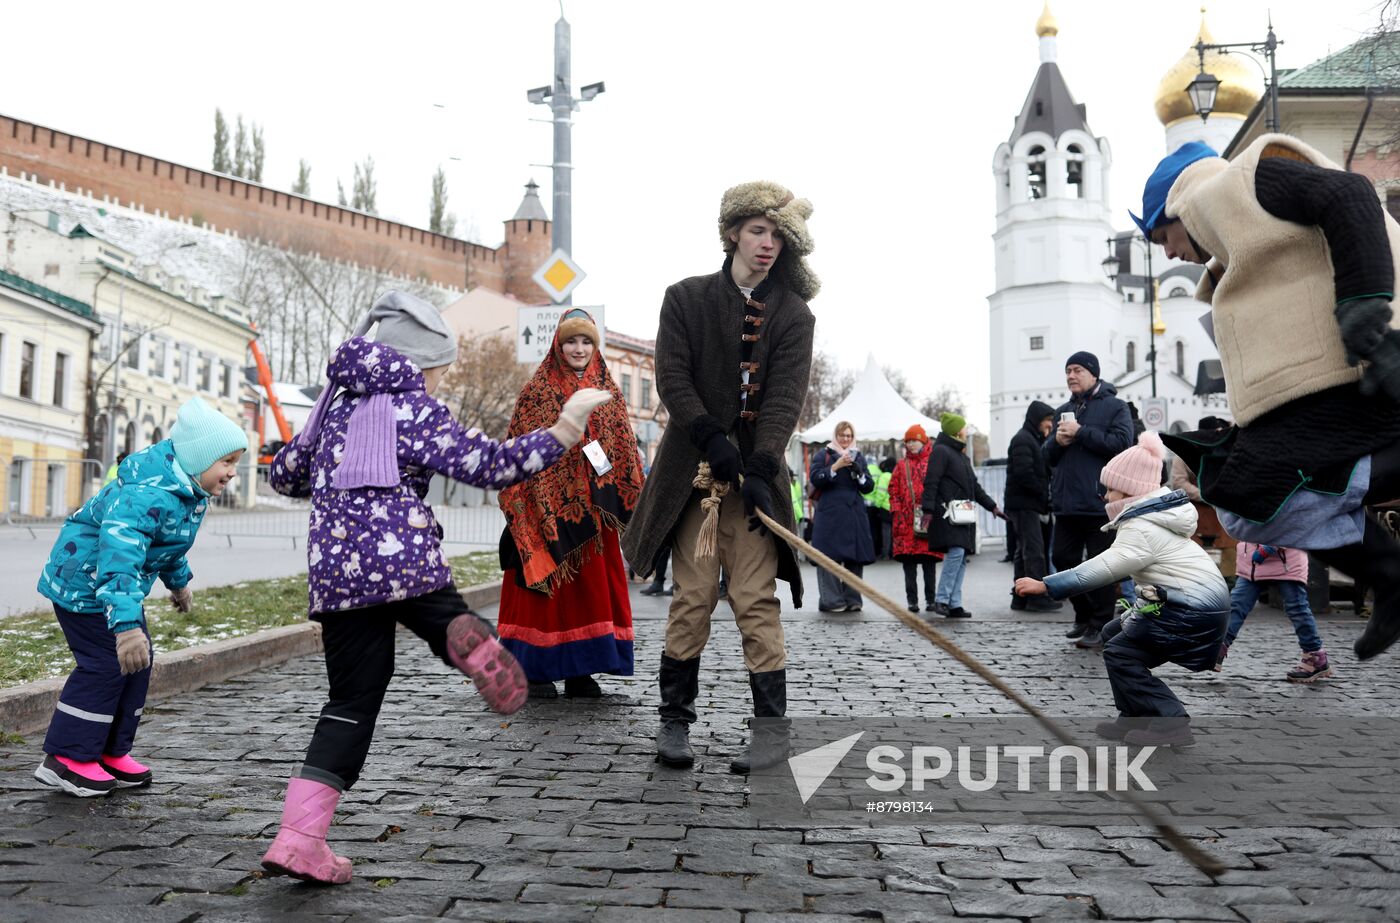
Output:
[532, 249, 587, 303]
[516, 305, 605, 364]
[1141, 397, 1168, 431]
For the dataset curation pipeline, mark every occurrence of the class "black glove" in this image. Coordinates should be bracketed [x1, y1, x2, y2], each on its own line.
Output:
[1359, 329, 1400, 404]
[704, 432, 742, 484]
[741, 475, 775, 534]
[1336, 297, 1393, 366]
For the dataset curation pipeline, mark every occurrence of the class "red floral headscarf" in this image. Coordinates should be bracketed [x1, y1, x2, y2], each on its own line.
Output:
[499, 310, 643, 592]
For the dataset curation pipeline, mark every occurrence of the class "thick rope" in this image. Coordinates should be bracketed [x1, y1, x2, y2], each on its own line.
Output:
[750, 501, 1225, 877]
[692, 462, 730, 560]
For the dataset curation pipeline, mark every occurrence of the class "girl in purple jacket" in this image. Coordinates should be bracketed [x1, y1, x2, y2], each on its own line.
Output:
[1217, 541, 1333, 683]
[260, 292, 609, 885]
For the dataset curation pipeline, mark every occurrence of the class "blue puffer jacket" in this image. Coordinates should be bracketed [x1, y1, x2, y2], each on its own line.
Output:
[37, 441, 206, 632]
[1042, 380, 1135, 517]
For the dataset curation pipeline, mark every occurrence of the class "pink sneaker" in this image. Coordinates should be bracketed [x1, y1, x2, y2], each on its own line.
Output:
[446, 613, 528, 715]
[34, 754, 116, 797]
[100, 753, 153, 788]
[261, 777, 353, 885]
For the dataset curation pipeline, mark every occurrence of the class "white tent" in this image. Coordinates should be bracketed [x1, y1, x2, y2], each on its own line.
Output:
[798, 354, 942, 443]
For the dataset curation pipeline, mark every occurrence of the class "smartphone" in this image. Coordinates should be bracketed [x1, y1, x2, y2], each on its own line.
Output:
[1061, 412, 1076, 425]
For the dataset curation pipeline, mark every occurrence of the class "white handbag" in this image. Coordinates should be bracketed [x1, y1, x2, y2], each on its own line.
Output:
[943, 499, 978, 526]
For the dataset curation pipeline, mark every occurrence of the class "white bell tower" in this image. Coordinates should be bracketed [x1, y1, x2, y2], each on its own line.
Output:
[987, 2, 1123, 453]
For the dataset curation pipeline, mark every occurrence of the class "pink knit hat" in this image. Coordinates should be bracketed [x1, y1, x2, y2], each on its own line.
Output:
[1101, 431, 1167, 499]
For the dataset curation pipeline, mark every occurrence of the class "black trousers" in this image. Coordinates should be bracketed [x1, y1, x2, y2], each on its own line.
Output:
[1100, 603, 1227, 719]
[301, 586, 474, 791]
[1051, 514, 1116, 628]
[650, 544, 671, 585]
[1009, 510, 1050, 582]
[902, 559, 936, 606]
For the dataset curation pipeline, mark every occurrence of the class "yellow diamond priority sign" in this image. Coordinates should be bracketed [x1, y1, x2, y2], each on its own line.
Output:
[533, 249, 587, 303]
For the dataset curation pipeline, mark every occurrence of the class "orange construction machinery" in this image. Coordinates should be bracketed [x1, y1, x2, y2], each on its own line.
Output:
[249, 322, 292, 465]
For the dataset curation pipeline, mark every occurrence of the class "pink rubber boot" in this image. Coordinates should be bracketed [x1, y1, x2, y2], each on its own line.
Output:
[446, 613, 528, 715]
[260, 777, 353, 885]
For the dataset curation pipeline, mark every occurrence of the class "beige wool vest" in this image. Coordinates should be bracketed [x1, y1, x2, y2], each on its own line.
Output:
[1166, 133, 1400, 426]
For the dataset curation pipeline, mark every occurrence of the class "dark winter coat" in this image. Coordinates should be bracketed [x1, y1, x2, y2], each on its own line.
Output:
[269, 337, 565, 615]
[621, 262, 815, 605]
[809, 447, 876, 565]
[1004, 400, 1054, 514]
[920, 432, 997, 553]
[1042, 380, 1134, 518]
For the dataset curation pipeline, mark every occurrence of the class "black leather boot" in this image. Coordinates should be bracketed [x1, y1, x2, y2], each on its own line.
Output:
[1313, 514, 1400, 660]
[729, 669, 790, 775]
[656, 655, 699, 767]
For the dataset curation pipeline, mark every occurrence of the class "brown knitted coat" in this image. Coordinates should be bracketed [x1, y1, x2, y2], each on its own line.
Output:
[622, 265, 815, 606]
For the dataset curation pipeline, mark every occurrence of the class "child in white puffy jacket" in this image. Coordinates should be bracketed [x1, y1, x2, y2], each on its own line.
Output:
[1016, 432, 1228, 747]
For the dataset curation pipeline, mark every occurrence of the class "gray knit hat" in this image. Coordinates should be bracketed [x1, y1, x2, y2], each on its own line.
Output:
[354, 290, 458, 371]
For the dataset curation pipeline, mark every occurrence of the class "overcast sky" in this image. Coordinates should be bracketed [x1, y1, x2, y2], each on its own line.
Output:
[5, 1, 1383, 428]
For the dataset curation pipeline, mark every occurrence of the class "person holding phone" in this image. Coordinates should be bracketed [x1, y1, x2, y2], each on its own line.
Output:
[1043, 352, 1135, 645]
[809, 421, 876, 612]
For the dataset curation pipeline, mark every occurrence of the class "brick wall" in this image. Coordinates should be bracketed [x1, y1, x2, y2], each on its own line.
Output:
[0, 114, 538, 294]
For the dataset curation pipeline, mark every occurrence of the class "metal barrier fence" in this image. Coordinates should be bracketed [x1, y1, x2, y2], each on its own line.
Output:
[975, 463, 1008, 543]
[3, 457, 104, 528]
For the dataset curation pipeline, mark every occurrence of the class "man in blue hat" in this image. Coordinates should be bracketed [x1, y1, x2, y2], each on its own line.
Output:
[1138, 134, 1400, 661]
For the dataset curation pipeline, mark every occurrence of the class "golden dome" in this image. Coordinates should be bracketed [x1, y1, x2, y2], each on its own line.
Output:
[1154, 7, 1263, 126]
[1036, 1, 1058, 37]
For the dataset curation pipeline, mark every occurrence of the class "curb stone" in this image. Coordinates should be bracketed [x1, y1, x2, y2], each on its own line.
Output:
[0, 581, 501, 737]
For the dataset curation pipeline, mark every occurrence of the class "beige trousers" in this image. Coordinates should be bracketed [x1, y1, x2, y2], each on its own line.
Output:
[664, 489, 786, 672]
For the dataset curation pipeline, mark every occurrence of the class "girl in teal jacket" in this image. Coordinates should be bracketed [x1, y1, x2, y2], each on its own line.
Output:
[33, 397, 248, 797]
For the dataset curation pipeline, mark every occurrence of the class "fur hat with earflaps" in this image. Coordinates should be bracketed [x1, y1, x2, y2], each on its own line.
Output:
[719, 180, 820, 301]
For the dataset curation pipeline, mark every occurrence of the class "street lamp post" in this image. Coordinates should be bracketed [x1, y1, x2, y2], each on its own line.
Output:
[1102, 235, 1163, 397]
[526, 10, 605, 306]
[1186, 17, 1282, 132]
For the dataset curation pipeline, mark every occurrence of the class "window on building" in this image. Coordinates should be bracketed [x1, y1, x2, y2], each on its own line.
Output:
[124, 421, 136, 455]
[1028, 335, 1045, 351]
[1126, 341, 1136, 374]
[621, 373, 632, 403]
[199, 356, 212, 392]
[1175, 341, 1186, 377]
[1027, 145, 1047, 200]
[151, 426, 163, 444]
[152, 339, 168, 379]
[221, 363, 233, 398]
[19, 341, 36, 399]
[180, 349, 193, 387]
[1065, 143, 1084, 199]
[641, 377, 652, 410]
[53, 352, 68, 407]
[123, 328, 141, 371]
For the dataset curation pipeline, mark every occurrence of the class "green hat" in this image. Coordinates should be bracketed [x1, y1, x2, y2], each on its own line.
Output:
[940, 412, 967, 439]
[170, 397, 248, 476]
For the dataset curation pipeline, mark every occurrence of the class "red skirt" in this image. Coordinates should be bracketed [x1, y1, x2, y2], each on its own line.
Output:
[497, 525, 635, 682]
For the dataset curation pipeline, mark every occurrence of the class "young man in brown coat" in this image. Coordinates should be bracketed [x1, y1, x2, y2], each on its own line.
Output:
[623, 181, 816, 773]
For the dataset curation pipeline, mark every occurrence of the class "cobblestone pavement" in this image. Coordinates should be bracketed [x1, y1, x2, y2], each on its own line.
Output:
[3, 554, 1399, 921]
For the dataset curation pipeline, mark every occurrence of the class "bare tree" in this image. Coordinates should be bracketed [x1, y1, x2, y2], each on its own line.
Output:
[918, 384, 966, 421]
[250, 125, 265, 183]
[352, 157, 377, 214]
[882, 365, 919, 405]
[292, 159, 312, 195]
[212, 109, 231, 173]
[799, 349, 855, 432]
[436, 334, 533, 441]
[233, 116, 249, 178]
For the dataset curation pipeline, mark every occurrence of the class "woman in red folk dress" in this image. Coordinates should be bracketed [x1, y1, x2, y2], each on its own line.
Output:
[889, 425, 944, 614]
[497, 309, 644, 699]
